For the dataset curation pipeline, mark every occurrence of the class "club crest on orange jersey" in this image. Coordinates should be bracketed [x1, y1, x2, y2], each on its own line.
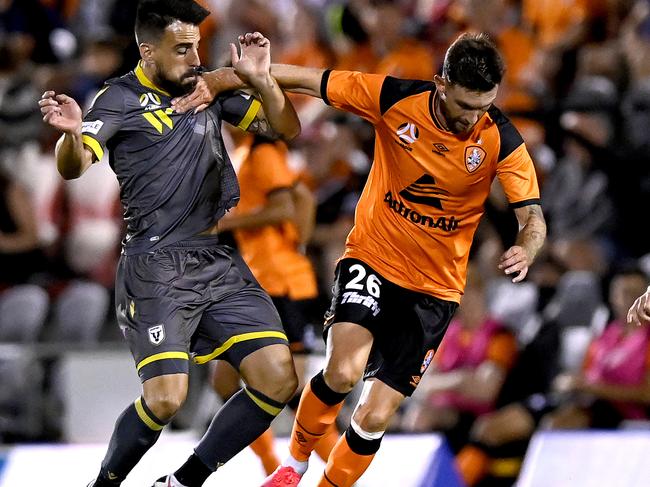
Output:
[465, 146, 487, 173]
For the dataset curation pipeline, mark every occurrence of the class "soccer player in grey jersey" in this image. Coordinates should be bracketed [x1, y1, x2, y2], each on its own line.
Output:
[39, 1, 300, 486]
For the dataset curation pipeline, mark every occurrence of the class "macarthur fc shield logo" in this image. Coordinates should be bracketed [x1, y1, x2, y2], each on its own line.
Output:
[464, 146, 487, 173]
[148, 324, 166, 345]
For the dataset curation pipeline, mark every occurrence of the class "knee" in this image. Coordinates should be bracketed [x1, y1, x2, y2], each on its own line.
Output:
[143, 391, 186, 422]
[323, 364, 362, 393]
[352, 402, 397, 433]
[256, 355, 299, 403]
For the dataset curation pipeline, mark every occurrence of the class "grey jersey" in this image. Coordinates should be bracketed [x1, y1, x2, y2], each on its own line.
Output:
[81, 63, 260, 255]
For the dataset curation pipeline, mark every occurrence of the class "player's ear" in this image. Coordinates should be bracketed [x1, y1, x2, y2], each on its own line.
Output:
[139, 42, 155, 64]
[433, 74, 446, 98]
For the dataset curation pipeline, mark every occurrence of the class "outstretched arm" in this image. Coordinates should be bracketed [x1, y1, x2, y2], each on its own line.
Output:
[39, 91, 93, 180]
[498, 204, 546, 282]
[173, 44, 325, 115]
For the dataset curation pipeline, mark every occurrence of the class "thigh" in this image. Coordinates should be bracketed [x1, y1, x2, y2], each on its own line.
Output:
[365, 291, 458, 397]
[116, 251, 211, 382]
[192, 249, 288, 369]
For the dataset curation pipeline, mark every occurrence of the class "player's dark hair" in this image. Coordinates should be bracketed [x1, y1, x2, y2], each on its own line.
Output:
[442, 32, 505, 92]
[135, 0, 210, 44]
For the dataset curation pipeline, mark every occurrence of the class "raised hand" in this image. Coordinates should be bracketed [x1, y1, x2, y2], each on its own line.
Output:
[230, 32, 272, 90]
[38, 91, 82, 134]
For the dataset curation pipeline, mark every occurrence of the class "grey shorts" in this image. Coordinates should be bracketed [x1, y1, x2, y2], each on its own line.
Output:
[115, 236, 288, 382]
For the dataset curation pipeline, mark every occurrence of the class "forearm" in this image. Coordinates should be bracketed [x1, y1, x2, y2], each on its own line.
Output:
[55, 132, 92, 180]
[270, 64, 325, 97]
[515, 209, 546, 263]
[254, 74, 301, 140]
[204, 67, 247, 95]
[0, 232, 39, 253]
[583, 382, 650, 404]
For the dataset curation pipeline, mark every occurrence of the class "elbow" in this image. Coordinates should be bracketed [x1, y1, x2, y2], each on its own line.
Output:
[58, 168, 82, 180]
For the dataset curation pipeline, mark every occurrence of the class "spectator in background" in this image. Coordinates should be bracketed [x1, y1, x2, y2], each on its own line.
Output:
[627, 285, 650, 327]
[0, 167, 49, 343]
[545, 267, 650, 429]
[456, 266, 649, 486]
[0, 0, 76, 64]
[400, 265, 517, 455]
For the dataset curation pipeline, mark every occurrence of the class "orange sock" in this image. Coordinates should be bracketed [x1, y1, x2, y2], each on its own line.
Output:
[456, 445, 490, 487]
[289, 381, 344, 462]
[318, 434, 375, 487]
[314, 422, 339, 462]
[249, 429, 280, 475]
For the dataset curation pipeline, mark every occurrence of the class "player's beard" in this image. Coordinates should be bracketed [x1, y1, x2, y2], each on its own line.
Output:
[153, 67, 198, 97]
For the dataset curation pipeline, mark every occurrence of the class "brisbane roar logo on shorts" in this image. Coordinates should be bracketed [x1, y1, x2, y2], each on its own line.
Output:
[464, 146, 487, 173]
[396, 122, 419, 145]
[148, 324, 166, 346]
[420, 348, 435, 374]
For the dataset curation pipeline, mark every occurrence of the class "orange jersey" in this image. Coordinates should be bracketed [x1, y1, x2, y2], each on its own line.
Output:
[322, 70, 540, 302]
[233, 137, 318, 300]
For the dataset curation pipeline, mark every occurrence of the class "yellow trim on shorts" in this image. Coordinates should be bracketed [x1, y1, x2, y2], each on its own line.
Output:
[237, 99, 261, 130]
[134, 397, 164, 431]
[82, 135, 104, 161]
[136, 351, 189, 372]
[245, 388, 282, 416]
[193, 331, 288, 364]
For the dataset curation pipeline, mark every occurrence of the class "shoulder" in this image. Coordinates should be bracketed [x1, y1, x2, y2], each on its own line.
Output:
[487, 105, 524, 161]
[88, 78, 131, 110]
[379, 76, 434, 115]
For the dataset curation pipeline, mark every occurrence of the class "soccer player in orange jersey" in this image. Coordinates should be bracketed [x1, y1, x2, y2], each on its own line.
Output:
[209, 131, 339, 475]
[174, 31, 547, 487]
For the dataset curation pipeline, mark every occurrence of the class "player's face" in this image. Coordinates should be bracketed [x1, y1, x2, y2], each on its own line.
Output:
[150, 21, 201, 96]
[436, 77, 498, 134]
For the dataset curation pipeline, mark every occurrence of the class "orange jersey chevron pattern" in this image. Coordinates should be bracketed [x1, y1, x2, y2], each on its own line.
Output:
[321, 70, 540, 302]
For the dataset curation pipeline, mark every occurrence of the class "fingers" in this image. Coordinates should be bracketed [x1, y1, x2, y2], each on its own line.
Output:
[628, 293, 650, 326]
[55, 93, 74, 104]
[230, 42, 239, 64]
[193, 103, 209, 114]
[238, 32, 270, 47]
[42, 109, 60, 124]
[498, 246, 530, 282]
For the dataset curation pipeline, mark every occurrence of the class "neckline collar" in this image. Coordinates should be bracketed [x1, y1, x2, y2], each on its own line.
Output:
[135, 61, 171, 97]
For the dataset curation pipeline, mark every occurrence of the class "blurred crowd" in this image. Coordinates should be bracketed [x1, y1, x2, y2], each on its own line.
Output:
[2, 0, 650, 483]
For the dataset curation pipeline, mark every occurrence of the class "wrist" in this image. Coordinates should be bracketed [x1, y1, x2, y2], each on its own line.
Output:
[250, 72, 276, 92]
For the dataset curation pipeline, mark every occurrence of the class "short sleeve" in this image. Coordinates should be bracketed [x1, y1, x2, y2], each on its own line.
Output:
[249, 142, 295, 194]
[496, 144, 541, 207]
[81, 85, 125, 161]
[215, 91, 261, 130]
[321, 70, 385, 124]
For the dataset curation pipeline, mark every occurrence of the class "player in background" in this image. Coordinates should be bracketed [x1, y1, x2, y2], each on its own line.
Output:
[209, 128, 339, 475]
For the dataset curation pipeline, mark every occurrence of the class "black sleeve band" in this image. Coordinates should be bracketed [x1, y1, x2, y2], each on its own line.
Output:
[321, 69, 332, 105]
[509, 198, 541, 209]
